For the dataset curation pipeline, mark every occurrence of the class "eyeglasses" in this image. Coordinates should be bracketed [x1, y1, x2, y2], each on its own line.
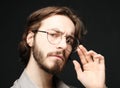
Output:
[35, 30, 79, 53]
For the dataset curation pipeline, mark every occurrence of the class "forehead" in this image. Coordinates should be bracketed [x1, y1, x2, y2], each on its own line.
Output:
[38, 15, 75, 35]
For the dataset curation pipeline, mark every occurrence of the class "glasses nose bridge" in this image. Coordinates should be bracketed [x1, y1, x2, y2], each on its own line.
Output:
[61, 34, 68, 43]
[58, 35, 68, 49]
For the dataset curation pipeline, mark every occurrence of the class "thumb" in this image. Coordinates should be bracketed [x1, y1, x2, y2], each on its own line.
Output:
[72, 60, 82, 75]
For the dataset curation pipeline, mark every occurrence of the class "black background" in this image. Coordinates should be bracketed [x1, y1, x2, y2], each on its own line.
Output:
[0, 0, 120, 88]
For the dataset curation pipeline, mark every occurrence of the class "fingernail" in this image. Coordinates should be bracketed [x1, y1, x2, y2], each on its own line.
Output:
[79, 45, 83, 48]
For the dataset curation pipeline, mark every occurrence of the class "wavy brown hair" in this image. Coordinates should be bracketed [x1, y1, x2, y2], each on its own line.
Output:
[18, 6, 87, 66]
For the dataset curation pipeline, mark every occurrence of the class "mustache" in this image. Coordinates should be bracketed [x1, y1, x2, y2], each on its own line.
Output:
[47, 51, 65, 59]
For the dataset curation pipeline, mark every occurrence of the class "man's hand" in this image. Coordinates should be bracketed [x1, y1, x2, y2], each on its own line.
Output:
[73, 45, 106, 88]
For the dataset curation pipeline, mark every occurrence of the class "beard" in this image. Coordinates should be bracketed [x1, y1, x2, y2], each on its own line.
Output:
[32, 42, 67, 75]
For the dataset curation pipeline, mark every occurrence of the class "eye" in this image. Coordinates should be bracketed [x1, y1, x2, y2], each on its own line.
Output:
[49, 32, 61, 38]
[66, 36, 74, 46]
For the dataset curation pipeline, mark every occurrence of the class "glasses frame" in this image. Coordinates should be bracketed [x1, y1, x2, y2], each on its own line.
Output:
[34, 30, 80, 53]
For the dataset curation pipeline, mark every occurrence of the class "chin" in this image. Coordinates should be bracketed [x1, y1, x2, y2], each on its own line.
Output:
[45, 61, 64, 74]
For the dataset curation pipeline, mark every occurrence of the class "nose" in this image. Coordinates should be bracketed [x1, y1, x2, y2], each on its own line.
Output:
[56, 37, 67, 50]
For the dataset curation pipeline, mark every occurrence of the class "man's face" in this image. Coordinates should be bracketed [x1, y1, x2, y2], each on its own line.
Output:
[32, 15, 75, 74]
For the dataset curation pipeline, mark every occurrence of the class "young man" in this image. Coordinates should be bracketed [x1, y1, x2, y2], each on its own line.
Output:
[11, 6, 107, 88]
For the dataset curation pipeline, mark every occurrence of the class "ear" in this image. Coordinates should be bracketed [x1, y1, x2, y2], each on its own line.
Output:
[26, 31, 34, 47]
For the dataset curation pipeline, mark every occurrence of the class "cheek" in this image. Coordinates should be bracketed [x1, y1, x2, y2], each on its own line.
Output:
[35, 38, 54, 57]
[64, 50, 71, 61]
[36, 35, 54, 49]
[65, 46, 72, 57]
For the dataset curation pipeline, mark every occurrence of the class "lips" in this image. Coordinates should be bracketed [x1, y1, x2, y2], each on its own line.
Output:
[49, 54, 64, 61]
[47, 51, 65, 61]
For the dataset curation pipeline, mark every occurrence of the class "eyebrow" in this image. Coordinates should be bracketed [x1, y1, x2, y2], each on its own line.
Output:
[48, 28, 64, 33]
[48, 28, 75, 37]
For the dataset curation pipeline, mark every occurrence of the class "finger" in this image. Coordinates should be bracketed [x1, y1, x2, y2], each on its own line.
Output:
[73, 60, 82, 74]
[88, 50, 97, 61]
[93, 54, 105, 64]
[78, 45, 93, 63]
[78, 45, 88, 55]
[77, 46, 88, 65]
[88, 51, 105, 64]
[86, 52, 93, 62]
[99, 55, 105, 64]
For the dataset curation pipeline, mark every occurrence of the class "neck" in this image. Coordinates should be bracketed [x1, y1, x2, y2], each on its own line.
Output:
[25, 55, 54, 88]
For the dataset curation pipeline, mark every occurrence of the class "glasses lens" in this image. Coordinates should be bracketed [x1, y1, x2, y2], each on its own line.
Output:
[47, 31, 79, 53]
[47, 32, 62, 45]
[72, 38, 79, 53]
